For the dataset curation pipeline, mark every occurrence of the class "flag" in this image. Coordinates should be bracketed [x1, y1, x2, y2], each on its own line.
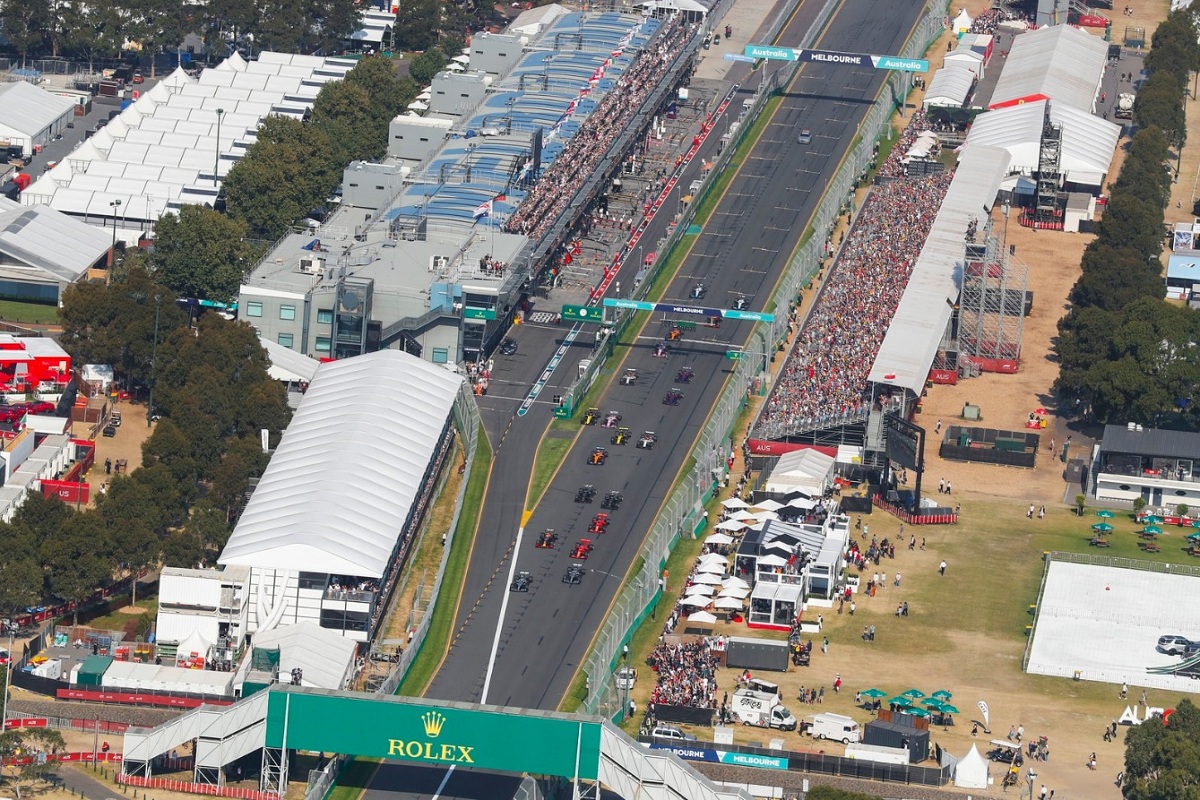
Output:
[978, 700, 990, 729]
[473, 200, 492, 220]
[493, 193, 507, 203]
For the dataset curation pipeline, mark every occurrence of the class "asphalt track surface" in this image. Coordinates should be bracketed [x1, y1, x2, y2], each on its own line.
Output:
[364, 1, 927, 797]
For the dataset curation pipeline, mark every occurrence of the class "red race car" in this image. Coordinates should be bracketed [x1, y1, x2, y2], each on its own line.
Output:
[570, 539, 594, 560]
[535, 529, 558, 549]
[588, 514, 609, 534]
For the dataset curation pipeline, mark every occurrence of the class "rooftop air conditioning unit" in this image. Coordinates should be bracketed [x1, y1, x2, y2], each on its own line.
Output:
[431, 255, 449, 272]
[299, 255, 325, 275]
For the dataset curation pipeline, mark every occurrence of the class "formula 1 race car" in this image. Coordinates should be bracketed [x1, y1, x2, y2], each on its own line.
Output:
[690, 283, 707, 299]
[663, 388, 684, 406]
[731, 295, 749, 310]
[588, 513, 610, 534]
[601, 490, 624, 510]
[620, 368, 637, 386]
[570, 539, 594, 560]
[636, 431, 658, 450]
[588, 447, 608, 466]
[653, 342, 670, 358]
[535, 529, 558, 549]
[510, 571, 532, 592]
[667, 327, 683, 342]
[602, 410, 622, 428]
[563, 564, 586, 585]
[676, 367, 694, 384]
[575, 485, 596, 503]
[611, 427, 632, 445]
[582, 407, 600, 426]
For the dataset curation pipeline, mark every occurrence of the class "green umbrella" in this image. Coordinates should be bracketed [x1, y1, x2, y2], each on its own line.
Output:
[938, 704, 961, 714]
[1092, 523, 1114, 533]
[906, 707, 930, 718]
[1192, 520, 1200, 529]
[923, 698, 945, 710]
[888, 696, 913, 708]
[901, 688, 926, 699]
[1144, 515, 1164, 524]
[932, 689, 953, 700]
[1096, 509, 1115, 519]
[1143, 525, 1163, 535]
[861, 688, 888, 699]
[1187, 532, 1200, 541]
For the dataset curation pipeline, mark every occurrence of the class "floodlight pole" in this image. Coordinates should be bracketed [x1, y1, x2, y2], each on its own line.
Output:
[147, 294, 162, 427]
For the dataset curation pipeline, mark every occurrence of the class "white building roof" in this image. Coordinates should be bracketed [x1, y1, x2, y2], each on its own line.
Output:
[0, 201, 111, 282]
[218, 350, 463, 578]
[509, 2, 568, 35]
[869, 145, 1011, 394]
[0, 82, 76, 136]
[990, 24, 1107, 112]
[965, 99, 1120, 180]
[251, 622, 356, 690]
[924, 67, 975, 108]
[261, 337, 320, 382]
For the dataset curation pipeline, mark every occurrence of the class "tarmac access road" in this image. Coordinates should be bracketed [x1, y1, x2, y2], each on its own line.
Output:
[363, 0, 928, 797]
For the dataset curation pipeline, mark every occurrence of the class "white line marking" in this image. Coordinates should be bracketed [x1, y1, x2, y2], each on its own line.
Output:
[481, 525, 526, 703]
[431, 765, 456, 800]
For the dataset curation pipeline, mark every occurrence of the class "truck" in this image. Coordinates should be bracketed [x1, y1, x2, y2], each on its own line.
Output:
[1115, 93, 1135, 120]
[808, 712, 861, 744]
[844, 742, 909, 765]
[730, 688, 797, 730]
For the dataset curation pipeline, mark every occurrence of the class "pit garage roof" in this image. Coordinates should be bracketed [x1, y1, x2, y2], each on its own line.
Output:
[869, 145, 1011, 394]
[0, 197, 111, 282]
[0, 81, 75, 136]
[923, 66, 975, 109]
[989, 24, 1107, 112]
[218, 350, 463, 577]
[965, 100, 1119, 182]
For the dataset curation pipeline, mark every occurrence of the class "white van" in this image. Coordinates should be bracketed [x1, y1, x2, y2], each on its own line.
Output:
[809, 713, 861, 744]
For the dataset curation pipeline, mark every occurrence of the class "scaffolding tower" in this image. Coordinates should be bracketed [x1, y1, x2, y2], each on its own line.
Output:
[1035, 105, 1063, 228]
[957, 215, 1029, 364]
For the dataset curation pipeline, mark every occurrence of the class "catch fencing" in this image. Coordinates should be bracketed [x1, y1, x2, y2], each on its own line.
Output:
[578, 0, 951, 721]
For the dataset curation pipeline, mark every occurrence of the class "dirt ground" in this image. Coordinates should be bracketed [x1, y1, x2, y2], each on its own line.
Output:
[82, 399, 155, 506]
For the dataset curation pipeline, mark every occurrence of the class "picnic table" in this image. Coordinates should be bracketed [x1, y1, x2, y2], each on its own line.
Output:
[1188, 546, 1200, 558]
[1138, 532, 1159, 540]
[1089, 537, 1110, 547]
[1139, 542, 1161, 553]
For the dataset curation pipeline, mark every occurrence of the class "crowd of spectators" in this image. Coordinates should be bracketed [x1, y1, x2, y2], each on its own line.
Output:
[966, 6, 1027, 35]
[503, 15, 695, 242]
[755, 116, 952, 439]
[647, 639, 720, 708]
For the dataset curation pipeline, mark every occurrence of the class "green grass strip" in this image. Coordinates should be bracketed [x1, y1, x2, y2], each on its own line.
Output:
[323, 757, 379, 800]
[396, 425, 492, 696]
[0, 300, 58, 325]
[527, 437, 572, 506]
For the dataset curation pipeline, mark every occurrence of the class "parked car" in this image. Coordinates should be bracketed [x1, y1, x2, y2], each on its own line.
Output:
[102, 425, 117, 438]
[651, 725, 696, 742]
[1158, 635, 1198, 655]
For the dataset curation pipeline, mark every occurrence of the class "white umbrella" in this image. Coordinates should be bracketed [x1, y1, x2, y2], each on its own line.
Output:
[756, 510, 780, 521]
[688, 610, 718, 624]
[685, 584, 715, 597]
[716, 519, 747, 531]
[700, 553, 729, 565]
[416, 88, 432, 99]
[692, 572, 724, 585]
[718, 587, 750, 599]
[706, 532, 735, 545]
[722, 577, 750, 590]
[452, 54, 471, 64]
[722, 497, 749, 509]
[787, 497, 817, 510]
[758, 554, 788, 567]
[695, 564, 726, 576]
[713, 596, 744, 609]
[680, 596, 711, 608]
[407, 100, 428, 110]
[748, 522, 766, 531]
[728, 509, 756, 521]
[752, 499, 785, 511]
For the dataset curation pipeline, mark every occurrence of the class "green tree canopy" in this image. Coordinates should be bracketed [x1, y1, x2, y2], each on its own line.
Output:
[1134, 71, 1187, 146]
[151, 205, 255, 302]
[408, 47, 449, 84]
[1070, 242, 1164, 312]
[1123, 698, 1200, 800]
[394, 0, 440, 51]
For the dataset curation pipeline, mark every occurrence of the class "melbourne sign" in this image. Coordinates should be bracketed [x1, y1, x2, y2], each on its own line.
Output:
[265, 689, 602, 780]
[647, 743, 788, 770]
[795, 48, 929, 72]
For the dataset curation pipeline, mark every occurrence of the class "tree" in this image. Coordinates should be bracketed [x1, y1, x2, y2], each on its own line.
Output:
[1123, 698, 1200, 800]
[151, 205, 255, 302]
[1134, 71, 1187, 146]
[0, 0, 55, 64]
[60, 0, 124, 70]
[0, 727, 67, 792]
[1095, 193, 1165, 262]
[223, 115, 338, 240]
[108, 517, 156, 607]
[394, 0, 440, 51]
[408, 48, 448, 85]
[0, 558, 43, 620]
[40, 512, 111, 623]
[312, 80, 380, 166]
[124, 0, 189, 78]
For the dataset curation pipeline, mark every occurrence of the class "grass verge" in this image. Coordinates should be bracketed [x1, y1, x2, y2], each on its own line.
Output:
[0, 300, 58, 326]
[395, 425, 491, 696]
[527, 436, 572, 507]
[323, 757, 378, 800]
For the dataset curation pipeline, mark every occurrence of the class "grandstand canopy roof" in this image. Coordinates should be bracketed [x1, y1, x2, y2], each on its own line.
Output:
[869, 145, 1011, 394]
[989, 24, 1107, 112]
[218, 350, 462, 578]
[251, 623, 357, 690]
[966, 99, 1119, 181]
[0, 197, 111, 282]
[923, 67, 975, 109]
[0, 81, 75, 137]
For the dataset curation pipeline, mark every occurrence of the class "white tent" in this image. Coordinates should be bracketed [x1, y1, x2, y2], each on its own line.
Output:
[722, 577, 750, 591]
[718, 587, 750, 599]
[699, 553, 729, 566]
[989, 24, 1108, 113]
[728, 509, 756, 521]
[722, 497, 749, 509]
[692, 573, 725, 585]
[688, 610, 718, 624]
[787, 497, 818, 510]
[952, 8, 972, 33]
[695, 563, 726, 576]
[452, 54, 471, 64]
[764, 449, 835, 496]
[685, 584, 715, 597]
[954, 744, 990, 789]
[965, 100, 1120, 185]
[944, 48, 984, 78]
[407, 100, 428, 111]
[925, 67, 976, 109]
[706, 532, 735, 545]
[716, 519, 747, 531]
[752, 499, 784, 511]
[680, 596, 711, 608]
[175, 628, 212, 665]
[758, 553, 788, 568]
[714, 596, 744, 610]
